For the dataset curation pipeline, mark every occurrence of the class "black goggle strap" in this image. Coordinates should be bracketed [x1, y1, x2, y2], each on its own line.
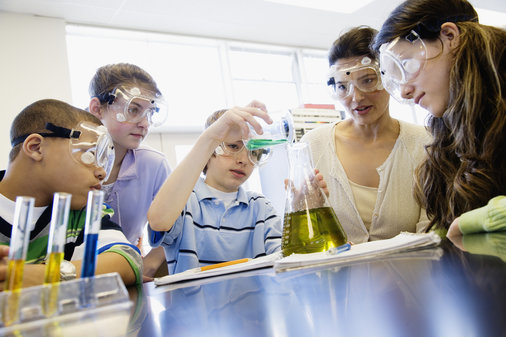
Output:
[96, 88, 117, 105]
[413, 14, 478, 37]
[11, 122, 81, 147]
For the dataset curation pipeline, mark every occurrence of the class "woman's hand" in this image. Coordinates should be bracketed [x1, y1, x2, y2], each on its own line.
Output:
[314, 169, 329, 198]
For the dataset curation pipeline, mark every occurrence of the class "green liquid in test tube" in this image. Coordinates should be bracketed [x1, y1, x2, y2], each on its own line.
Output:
[245, 139, 288, 150]
[246, 110, 294, 150]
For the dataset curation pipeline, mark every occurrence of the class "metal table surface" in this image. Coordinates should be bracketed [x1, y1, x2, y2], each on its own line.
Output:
[127, 233, 506, 337]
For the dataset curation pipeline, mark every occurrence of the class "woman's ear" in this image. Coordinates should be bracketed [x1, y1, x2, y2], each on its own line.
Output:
[89, 97, 104, 119]
[22, 134, 44, 162]
[440, 22, 461, 50]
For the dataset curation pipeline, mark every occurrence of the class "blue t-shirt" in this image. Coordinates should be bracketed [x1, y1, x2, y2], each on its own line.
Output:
[148, 178, 282, 274]
[104, 145, 171, 244]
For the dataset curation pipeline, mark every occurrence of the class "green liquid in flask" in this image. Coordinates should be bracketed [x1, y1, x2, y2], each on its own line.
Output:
[282, 206, 347, 256]
[246, 139, 288, 150]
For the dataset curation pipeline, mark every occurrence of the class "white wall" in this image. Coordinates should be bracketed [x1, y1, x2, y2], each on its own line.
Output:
[0, 11, 201, 171]
[143, 132, 200, 169]
[0, 12, 72, 169]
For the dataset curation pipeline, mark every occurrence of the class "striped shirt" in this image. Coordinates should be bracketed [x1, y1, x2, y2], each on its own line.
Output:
[148, 178, 282, 274]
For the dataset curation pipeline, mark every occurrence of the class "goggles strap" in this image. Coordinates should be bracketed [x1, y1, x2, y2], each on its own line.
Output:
[414, 14, 478, 36]
[96, 89, 116, 105]
[11, 123, 81, 147]
[45, 123, 81, 139]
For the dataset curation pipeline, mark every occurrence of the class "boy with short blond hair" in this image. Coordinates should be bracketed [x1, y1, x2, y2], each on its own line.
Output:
[0, 99, 142, 289]
[148, 104, 282, 274]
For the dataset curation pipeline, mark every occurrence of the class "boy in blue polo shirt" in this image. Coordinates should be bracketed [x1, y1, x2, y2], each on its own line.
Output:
[147, 103, 282, 274]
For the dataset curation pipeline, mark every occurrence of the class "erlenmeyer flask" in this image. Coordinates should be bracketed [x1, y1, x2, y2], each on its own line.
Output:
[282, 142, 347, 256]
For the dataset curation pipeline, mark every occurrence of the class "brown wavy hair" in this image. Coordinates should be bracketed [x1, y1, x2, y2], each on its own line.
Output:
[374, 0, 506, 230]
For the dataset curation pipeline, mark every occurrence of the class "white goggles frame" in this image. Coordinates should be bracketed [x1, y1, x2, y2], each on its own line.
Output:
[10, 122, 115, 181]
[327, 56, 383, 99]
[214, 141, 271, 167]
[69, 122, 115, 181]
[104, 86, 168, 127]
[379, 30, 428, 103]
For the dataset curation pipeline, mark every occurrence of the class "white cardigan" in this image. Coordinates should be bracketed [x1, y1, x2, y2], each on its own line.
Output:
[301, 120, 431, 243]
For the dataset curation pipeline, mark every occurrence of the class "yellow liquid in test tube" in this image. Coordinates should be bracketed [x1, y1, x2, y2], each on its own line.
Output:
[42, 283, 61, 318]
[44, 252, 64, 284]
[42, 252, 64, 317]
[3, 260, 24, 326]
[4, 259, 25, 291]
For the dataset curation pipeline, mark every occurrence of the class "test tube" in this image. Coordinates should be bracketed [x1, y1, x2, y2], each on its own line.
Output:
[80, 190, 104, 278]
[4, 196, 35, 291]
[44, 192, 72, 284]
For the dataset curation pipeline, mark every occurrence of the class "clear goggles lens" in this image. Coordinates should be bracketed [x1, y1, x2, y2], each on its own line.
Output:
[327, 58, 382, 99]
[215, 140, 271, 167]
[379, 30, 427, 103]
[70, 122, 115, 181]
[107, 86, 168, 127]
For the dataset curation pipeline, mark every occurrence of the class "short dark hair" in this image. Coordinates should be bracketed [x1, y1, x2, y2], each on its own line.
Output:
[9, 99, 101, 162]
[328, 26, 378, 66]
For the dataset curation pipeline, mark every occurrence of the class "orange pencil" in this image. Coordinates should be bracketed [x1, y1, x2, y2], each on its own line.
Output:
[200, 258, 251, 271]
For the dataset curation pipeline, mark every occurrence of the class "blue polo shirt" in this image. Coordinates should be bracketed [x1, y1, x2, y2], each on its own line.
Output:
[148, 178, 282, 274]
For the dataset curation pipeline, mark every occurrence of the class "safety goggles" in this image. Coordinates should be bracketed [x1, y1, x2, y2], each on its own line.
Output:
[327, 57, 383, 100]
[214, 140, 271, 167]
[12, 122, 115, 181]
[378, 30, 428, 103]
[99, 86, 168, 127]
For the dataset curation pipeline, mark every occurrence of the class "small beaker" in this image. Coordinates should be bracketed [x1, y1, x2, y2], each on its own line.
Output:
[245, 110, 295, 150]
[282, 142, 347, 256]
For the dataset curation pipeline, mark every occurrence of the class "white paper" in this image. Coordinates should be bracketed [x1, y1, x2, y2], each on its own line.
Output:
[154, 252, 283, 286]
[274, 232, 441, 272]
[154, 232, 441, 285]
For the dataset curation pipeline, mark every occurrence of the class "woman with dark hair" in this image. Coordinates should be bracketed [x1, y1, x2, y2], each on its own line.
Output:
[373, 0, 506, 237]
[301, 26, 431, 243]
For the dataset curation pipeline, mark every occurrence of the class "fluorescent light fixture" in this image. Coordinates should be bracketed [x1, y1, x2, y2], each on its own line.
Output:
[475, 8, 506, 28]
[264, 0, 375, 14]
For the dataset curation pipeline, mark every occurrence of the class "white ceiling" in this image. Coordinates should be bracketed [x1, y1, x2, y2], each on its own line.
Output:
[0, 0, 504, 49]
